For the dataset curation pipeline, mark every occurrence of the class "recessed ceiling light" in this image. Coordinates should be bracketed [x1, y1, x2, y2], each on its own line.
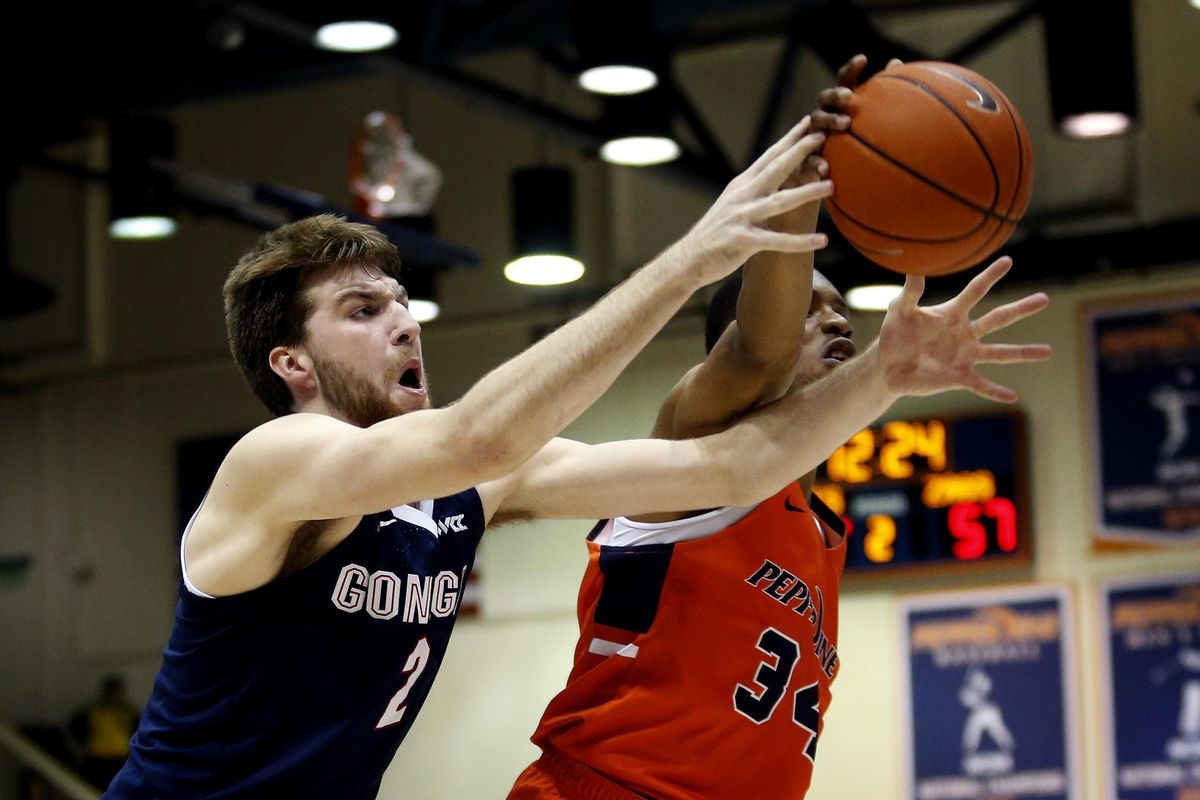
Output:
[314, 21, 398, 53]
[408, 299, 439, 323]
[1060, 112, 1132, 139]
[599, 136, 681, 166]
[504, 255, 585, 286]
[578, 65, 658, 95]
[846, 284, 903, 312]
[108, 216, 178, 240]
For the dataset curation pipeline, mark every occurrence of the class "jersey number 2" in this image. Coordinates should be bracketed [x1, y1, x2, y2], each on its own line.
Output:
[732, 627, 821, 762]
[376, 637, 432, 729]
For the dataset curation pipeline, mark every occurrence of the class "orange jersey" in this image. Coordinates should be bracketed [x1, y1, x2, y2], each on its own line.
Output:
[527, 483, 846, 800]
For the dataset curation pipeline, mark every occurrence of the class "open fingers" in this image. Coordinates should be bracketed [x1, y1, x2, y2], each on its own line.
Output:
[965, 373, 1020, 404]
[817, 86, 854, 111]
[836, 54, 868, 88]
[953, 256, 1014, 311]
[975, 342, 1054, 364]
[892, 273, 926, 312]
[972, 292, 1049, 337]
[755, 180, 833, 217]
[751, 132, 827, 192]
[741, 118, 812, 181]
[810, 108, 850, 133]
[802, 154, 830, 179]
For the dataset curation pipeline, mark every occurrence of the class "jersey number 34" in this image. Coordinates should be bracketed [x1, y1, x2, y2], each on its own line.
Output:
[732, 627, 821, 762]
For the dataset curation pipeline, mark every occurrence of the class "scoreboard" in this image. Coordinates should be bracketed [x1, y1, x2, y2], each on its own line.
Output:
[813, 411, 1028, 577]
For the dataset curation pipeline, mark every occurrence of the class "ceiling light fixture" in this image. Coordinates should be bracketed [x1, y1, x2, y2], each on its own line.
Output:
[578, 65, 658, 96]
[403, 270, 440, 322]
[504, 167, 584, 286]
[408, 298, 439, 323]
[108, 116, 178, 241]
[314, 20, 398, 52]
[1059, 112, 1134, 139]
[1042, 0, 1138, 139]
[573, 0, 661, 96]
[599, 136, 681, 167]
[598, 90, 681, 167]
[846, 284, 903, 312]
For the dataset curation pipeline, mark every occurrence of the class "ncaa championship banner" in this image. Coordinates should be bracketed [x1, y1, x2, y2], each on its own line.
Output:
[1084, 296, 1200, 546]
[899, 585, 1081, 800]
[1101, 572, 1200, 799]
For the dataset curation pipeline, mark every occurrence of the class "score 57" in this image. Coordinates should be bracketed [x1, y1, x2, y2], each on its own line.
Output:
[861, 498, 1019, 565]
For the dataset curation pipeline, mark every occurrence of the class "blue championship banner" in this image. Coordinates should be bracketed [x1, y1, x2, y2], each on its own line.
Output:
[1085, 297, 1200, 545]
[1101, 572, 1200, 799]
[900, 586, 1081, 800]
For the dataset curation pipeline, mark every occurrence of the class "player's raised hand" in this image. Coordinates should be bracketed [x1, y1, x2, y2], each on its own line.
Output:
[679, 119, 833, 282]
[810, 53, 905, 135]
[811, 53, 867, 135]
[876, 256, 1052, 403]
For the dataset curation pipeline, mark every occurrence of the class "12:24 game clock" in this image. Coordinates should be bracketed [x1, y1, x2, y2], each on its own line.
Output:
[812, 411, 1029, 577]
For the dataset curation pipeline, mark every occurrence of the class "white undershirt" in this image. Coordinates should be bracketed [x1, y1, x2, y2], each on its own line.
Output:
[179, 509, 215, 599]
[598, 503, 759, 547]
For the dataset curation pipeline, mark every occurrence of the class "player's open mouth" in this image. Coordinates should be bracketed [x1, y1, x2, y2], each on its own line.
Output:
[823, 338, 856, 364]
[398, 361, 425, 394]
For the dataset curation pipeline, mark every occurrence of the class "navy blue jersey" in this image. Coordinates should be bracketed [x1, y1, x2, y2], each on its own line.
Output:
[104, 489, 485, 800]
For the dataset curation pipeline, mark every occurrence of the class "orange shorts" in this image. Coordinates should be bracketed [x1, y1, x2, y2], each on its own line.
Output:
[507, 748, 647, 800]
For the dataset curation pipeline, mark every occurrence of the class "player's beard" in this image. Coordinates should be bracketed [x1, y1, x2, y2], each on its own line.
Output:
[311, 354, 430, 428]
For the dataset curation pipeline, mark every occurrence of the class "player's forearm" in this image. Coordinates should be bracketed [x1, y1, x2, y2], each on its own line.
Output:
[733, 198, 820, 361]
[711, 342, 899, 504]
[450, 239, 708, 473]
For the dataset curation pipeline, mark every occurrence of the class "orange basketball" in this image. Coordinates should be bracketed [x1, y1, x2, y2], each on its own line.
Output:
[823, 61, 1034, 276]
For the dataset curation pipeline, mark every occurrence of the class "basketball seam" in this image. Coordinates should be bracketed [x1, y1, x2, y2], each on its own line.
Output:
[864, 74, 1021, 224]
[931, 87, 1023, 274]
[930, 218, 1013, 275]
[844, 130, 1020, 227]
[828, 195, 990, 244]
[996, 89, 1028, 220]
[919, 72, 1024, 271]
[877, 73, 1002, 214]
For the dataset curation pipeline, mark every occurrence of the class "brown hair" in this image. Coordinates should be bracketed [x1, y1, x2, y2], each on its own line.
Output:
[222, 214, 403, 416]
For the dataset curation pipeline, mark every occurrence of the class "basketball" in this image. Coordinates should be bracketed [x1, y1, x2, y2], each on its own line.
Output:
[823, 61, 1034, 276]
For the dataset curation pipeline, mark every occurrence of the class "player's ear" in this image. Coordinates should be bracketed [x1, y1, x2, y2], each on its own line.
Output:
[269, 346, 317, 394]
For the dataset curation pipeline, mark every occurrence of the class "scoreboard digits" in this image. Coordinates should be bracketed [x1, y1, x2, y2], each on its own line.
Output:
[814, 412, 1027, 576]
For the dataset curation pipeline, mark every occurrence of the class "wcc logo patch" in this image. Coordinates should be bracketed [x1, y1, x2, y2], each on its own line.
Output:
[437, 514, 467, 537]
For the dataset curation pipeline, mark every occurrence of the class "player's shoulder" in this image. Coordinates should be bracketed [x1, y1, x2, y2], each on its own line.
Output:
[227, 413, 359, 461]
[650, 363, 706, 437]
[205, 414, 354, 502]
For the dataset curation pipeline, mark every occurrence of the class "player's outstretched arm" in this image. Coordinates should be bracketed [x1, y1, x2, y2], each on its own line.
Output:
[655, 54, 884, 444]
[657, 123, 831, 441]
[485, 256, 1050, 522]
[222, 121, 835, 528]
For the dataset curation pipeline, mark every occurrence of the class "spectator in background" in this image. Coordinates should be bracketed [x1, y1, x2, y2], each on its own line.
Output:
[71, 675, 139, 790]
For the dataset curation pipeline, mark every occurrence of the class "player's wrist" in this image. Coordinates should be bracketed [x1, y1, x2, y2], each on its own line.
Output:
[656, 234, 725, 294]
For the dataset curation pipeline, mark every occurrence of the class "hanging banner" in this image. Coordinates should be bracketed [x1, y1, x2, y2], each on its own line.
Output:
[900, 585, 1081, 800]
[1100, 571, 1200, 799]
[1084, 296, 1200, 546]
